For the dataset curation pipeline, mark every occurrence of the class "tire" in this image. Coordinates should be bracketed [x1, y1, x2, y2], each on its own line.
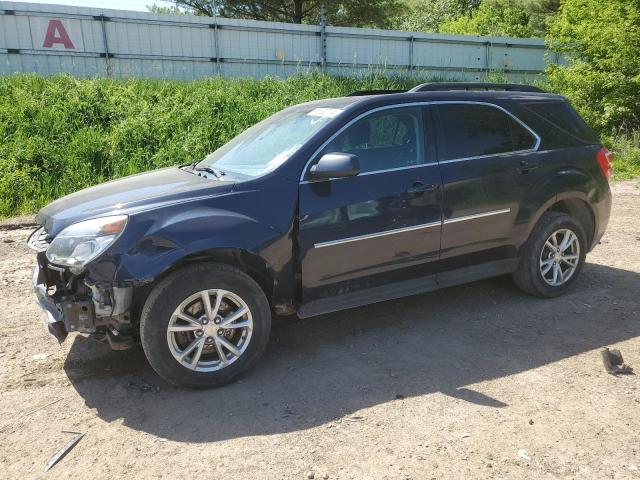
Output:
[140, 263, 271, 389]
[512, 212, 587, 298]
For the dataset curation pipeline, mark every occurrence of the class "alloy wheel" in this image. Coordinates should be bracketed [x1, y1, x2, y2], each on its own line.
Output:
[166, 289, 253, 372]
[539, 228, 580, 286]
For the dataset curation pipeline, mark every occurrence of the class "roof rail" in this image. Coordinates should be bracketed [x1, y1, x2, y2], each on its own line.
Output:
[348, 89, 406, 96]
[409, 82, 545, 93]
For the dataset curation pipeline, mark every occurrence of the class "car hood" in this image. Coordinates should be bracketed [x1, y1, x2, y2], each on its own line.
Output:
[36, 167, 235, 235]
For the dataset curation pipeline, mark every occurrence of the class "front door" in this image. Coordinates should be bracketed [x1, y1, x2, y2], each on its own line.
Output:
[298, 105, 442, 306]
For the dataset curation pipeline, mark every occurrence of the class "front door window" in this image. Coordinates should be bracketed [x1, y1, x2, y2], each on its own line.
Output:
[319, 107, 425, 173]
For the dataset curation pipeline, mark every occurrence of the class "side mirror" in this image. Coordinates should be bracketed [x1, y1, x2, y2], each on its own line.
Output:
[309, 153, 360, 180]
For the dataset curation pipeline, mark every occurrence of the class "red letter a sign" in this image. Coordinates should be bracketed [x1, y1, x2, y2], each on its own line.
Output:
[43, 20, 75, 49]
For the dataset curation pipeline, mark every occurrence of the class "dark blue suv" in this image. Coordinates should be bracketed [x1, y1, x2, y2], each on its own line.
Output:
[29, 83, 613, 388]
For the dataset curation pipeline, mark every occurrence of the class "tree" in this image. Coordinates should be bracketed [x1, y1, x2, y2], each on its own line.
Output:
[147, 3, 185, 14]
[521, 0, 560, 34]
[436, 0, 559, 38]
[164, 0, 401, 27]
[546, 0, 640, 131]
[391, 0, 481, 33]
[439, 0, 537, 37]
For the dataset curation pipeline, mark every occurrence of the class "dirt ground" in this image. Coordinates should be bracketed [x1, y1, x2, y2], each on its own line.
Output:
[0, 180, 639, 480]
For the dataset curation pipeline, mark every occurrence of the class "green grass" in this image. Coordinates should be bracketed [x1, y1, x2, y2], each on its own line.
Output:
[603, 133, 640, 180]
[0, 73, 436, 218]
[0, 73, 638, 218]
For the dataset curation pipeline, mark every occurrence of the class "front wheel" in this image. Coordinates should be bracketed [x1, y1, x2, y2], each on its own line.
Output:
[513, 212, 587, 298]
[140, 263, 271, 389]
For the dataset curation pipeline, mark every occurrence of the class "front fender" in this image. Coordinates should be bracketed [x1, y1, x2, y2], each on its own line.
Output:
[84, 184, 299, 301]
[86, 208, 282, 283]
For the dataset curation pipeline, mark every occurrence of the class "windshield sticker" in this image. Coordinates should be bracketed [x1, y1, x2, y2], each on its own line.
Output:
[307, 108, 343, 118]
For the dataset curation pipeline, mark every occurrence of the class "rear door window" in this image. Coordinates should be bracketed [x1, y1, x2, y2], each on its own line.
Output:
[437, 104, 536, 160]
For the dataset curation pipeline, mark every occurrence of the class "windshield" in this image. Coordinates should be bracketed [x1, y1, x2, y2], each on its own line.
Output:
[197, 105, 343, 177]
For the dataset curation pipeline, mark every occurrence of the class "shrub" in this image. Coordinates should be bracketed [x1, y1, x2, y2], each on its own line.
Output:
[604, 133, 640, 181]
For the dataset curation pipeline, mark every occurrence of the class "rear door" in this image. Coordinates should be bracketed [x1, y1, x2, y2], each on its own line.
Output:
[432, 102, 545, 282]
[298, 105, 442, 305]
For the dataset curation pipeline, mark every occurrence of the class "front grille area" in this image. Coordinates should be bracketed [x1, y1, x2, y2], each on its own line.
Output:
[27, 226, 52, 252]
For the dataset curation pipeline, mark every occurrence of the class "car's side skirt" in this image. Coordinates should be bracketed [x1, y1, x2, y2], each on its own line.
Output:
[437, 258, 519, 288]
[297, 258, 519, 318]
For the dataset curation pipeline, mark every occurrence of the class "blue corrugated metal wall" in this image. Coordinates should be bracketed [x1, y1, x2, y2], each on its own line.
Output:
[0, 1, 558, 81]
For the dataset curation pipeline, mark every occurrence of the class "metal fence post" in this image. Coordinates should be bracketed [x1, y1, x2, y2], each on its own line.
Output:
[408, 35, 415, 72]
[213, 0, 221, 75]
[319, 4, 327, 72]
[485, 40, 492, 76]
[98, 14, 111, 77]
[213, 22, 220, 75]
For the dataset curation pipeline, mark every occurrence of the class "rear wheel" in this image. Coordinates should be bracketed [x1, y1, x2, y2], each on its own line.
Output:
[513, 212, 587, 298]
[140, 263, 271, 389]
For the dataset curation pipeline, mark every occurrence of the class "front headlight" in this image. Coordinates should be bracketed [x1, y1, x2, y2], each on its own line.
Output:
[46, 215, 128, 273]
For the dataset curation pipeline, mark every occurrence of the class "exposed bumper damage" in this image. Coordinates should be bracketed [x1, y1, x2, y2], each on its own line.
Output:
[32, 266, 68, 343]
[32, 262, 135, 349]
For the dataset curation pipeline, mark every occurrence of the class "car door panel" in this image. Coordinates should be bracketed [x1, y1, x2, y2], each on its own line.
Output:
[433, 102, 546, 272]
[298, 106, 442, 304]
[299, 167, 441, 296]
[438, 153, 530, 264]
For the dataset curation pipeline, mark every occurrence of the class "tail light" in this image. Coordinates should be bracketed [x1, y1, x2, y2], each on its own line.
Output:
[596, 147, 613, 181]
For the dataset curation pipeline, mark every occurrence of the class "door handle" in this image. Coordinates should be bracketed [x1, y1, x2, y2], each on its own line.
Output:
[517, 160, 539, 174]
[406, 182, 437, 195]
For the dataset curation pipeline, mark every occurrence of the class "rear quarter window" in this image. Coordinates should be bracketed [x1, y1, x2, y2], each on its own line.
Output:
[521, 101, 598, 144]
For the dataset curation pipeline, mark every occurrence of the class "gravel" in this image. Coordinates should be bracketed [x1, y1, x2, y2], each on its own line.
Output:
[1, 180, 639, 479]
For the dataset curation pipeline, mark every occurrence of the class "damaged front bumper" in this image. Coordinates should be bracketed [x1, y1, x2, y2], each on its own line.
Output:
[31, 263, 136, 349]
[32, 265, 68, 343]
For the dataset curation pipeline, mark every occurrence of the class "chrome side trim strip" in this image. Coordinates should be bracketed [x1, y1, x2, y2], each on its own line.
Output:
[299, 100, 541, 182]
[313, 208, 511, 249]
[314, 220, 441, 249]
[443, 208, 511, 225]
[438, 149, 533, 165]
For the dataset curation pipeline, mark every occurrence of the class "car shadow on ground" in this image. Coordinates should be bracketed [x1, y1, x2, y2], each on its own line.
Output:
[64, 263, 640, 442]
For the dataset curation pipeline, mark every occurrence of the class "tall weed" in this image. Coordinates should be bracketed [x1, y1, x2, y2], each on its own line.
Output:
[0, 74, 422, 217]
